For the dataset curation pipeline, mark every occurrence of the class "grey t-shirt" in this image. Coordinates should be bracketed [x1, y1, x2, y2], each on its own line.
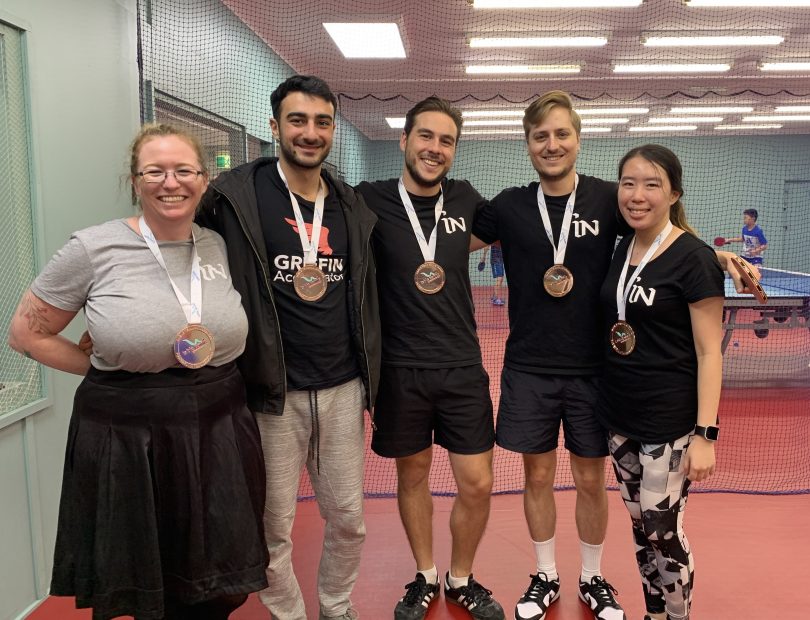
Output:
[32, 219, 248, 372]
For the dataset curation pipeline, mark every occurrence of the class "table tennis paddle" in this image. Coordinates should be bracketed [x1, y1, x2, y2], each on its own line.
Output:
[714, 236, 726, 247]
[477, 261, 485, 271]
[729, 256, 767, 303]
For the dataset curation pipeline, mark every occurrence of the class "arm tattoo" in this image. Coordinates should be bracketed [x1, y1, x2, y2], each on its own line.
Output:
[19, 292, 53, 335]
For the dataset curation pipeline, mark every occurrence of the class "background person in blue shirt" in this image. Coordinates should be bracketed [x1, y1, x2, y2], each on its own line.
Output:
[727, 208, 768, 266]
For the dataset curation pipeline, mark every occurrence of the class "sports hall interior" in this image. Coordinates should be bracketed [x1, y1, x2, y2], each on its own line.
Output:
[1, 1, 808, 619]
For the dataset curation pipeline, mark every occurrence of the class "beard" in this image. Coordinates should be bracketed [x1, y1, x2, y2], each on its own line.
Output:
[535, 160, 575, 183]
[278, 137, 331, 170]
[404, 153, 448, 189]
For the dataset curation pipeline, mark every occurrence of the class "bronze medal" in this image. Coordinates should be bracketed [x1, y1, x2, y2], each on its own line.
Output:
[543, 264, 574, 297]
[174, 324, 215, 369]
[610, 320, 636, 356]
[293, 264, 328, 302]
[414, 261, 445, 294]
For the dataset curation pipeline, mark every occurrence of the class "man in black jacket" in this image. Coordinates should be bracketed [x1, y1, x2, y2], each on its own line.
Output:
[197, 75, 380, 620]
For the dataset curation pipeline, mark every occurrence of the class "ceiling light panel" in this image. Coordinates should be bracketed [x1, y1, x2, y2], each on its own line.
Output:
[669, 106, 753, 113]
[323, 23, 406, 58]
[743, 115, 810, 121]
[686, 1, 810, 6]
[715, 124, 783, 129]
[473, 0, 642, 7]
[576, 108, 649, 115]
[629, 125, 698, 131]
[580, 117, 629, 124]
[760, 62, 810, 71]
[643, 35, 783, 46]
[775, 106, 810, 112]
[614, 63, 731, 73]
[462, 110, 524, 117]
[385, 117, 406, 129]
[466, 64, 581, 74]
[648, 116, 724, 123]
[469, 36, 607, 47]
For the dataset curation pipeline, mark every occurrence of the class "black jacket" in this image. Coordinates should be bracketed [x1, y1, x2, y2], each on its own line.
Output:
[197, 157, 380, 415]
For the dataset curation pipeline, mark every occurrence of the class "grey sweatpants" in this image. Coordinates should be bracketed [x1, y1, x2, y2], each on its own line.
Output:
[257, 378, 366, 620]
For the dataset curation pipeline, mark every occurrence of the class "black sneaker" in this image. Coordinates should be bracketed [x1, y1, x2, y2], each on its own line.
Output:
[444, 573, 505, 620]
[578, 576, 626, 620]
[394, 573, 440, 620]
[514, 573, 560, 620]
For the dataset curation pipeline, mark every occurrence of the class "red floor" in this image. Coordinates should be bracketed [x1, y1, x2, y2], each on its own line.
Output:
[30, 490, 810, 619]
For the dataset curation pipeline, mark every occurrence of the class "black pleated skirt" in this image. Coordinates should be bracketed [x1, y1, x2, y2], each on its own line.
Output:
[50, 363, 269, 620]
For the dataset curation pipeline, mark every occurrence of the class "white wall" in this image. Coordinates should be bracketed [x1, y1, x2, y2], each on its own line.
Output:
[0, 1, 139, 618]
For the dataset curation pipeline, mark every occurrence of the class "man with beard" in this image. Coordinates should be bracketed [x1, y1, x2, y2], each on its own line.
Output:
[356, 97, 504, 620]
[471, 91, 627, 620]
[197, 75, 380, 620]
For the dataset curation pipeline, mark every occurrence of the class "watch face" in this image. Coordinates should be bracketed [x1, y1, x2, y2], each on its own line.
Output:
[697, 425, 719, 441]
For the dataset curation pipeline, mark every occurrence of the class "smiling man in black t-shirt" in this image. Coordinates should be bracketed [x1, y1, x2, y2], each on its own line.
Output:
[357, 98, 504, 620]
[471, 91, 628, 620]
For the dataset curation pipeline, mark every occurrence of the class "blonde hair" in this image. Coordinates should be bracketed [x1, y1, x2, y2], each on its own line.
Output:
[523, 91, 582, 139]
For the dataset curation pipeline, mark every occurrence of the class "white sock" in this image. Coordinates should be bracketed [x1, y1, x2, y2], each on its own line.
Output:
[533, 537, 558, 580]
[447, 572, 470, 588]
[580, 540, 604, 582]
[417, 565, 438, 585]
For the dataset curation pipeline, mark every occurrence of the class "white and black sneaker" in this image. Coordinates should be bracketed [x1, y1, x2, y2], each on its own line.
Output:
[394, 573, 440, 620]
[514, 573, 560, 620]
[444, 573, 505, 620]
[578, 576, 626, 620]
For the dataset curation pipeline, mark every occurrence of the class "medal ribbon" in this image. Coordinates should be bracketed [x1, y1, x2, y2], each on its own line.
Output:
[277, 162, 325, 266]
[398, 178, 444, 263]
[615, 221, 673, 320]
[536, 174, 579, 266]
[138, 216, 202, 325]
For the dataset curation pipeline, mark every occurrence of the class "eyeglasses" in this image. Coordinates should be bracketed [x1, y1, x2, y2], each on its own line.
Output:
[136, 168, 204, 183]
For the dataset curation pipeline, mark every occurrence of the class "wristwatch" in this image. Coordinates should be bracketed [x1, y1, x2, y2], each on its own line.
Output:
[694, 425, 719, 441]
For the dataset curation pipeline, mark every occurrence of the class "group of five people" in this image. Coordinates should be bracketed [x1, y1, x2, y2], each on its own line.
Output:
[10, 75, 748, 620]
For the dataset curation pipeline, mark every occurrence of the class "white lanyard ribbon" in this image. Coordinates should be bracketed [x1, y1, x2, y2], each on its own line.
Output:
[398, 178, 444, 263]
[536, 174, 579, 266]
[139, 216, 202, 325]
[616, 221, 673, 321]
[277, 162, 325, 266]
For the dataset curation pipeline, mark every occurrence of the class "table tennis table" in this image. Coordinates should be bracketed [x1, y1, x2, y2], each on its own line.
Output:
[723, 267, 810, 353]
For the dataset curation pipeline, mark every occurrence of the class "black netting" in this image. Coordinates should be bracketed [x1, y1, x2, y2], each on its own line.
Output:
[138, 0, 810, 495]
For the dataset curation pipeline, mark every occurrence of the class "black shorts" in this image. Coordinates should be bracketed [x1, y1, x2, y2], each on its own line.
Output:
[496, 368, 608, 458]
[371, 364, 495, 458]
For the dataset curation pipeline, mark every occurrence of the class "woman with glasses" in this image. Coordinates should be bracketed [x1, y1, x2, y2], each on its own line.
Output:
[8, 124, 268, 619]
[596, 144, 724, 620]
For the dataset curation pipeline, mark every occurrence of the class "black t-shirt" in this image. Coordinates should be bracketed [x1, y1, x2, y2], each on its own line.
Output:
[356, 178, 485, 368]
[254, 162, 358, 390]
[596, 232, 724, 443]
[473, 174, 629, 374]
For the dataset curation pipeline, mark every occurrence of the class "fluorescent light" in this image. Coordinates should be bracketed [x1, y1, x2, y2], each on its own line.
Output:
[743, 115, 810, 121]
[581, 127, 613, 133]
[466, 64, 581, 74]
[464, 119, 524, 126]
[386, 117, 405, 129]
[473, 0, 642, 7]
[760, 62, 810, 71]
[644, 35, 783, 47]
[715, 124, 782, 130]
[580, 117, 629, 124]
[470, 36, 607, 48]
[629, 125, 698, 132]
[775, 106, 810, 112]
[615, 63, 731, 73]
[686, 1, 810, 6]
[576, 107, 649, 115]
[462, 110, 524, 117]
[648, 116, 724, 123]
[323, 23, 406, 58]
[669, 106, 753, 114]
[464, 129, 525, 135]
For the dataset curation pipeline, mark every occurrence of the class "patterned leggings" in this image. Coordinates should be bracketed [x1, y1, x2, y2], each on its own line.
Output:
[608, 432, 694, 620]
